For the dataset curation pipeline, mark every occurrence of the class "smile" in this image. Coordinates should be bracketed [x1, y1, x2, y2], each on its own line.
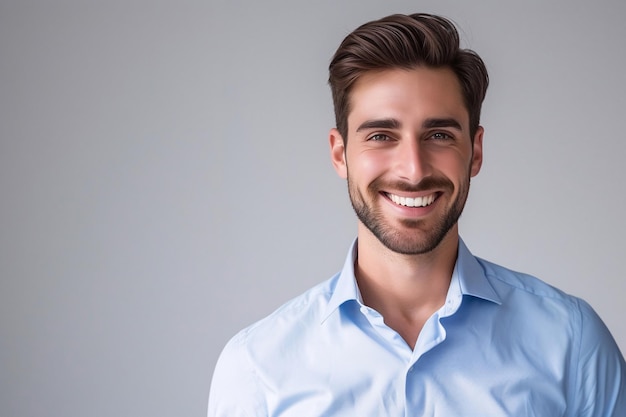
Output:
[386, 192, 436, 208]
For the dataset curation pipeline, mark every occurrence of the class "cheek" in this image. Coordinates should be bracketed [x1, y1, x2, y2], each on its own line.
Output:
[431, 152, 472, 181]
[348, 149, 389, 180]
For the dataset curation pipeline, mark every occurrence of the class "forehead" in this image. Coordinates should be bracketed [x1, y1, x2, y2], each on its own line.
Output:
[347, 67, 469, 130]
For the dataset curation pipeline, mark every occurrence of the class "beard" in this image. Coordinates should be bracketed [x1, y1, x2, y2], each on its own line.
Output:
[347, 172, 470, 255]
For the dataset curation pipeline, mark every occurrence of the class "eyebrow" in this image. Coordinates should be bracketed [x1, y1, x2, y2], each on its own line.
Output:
[356, 118, 401, 132]
[422, 118, 463, 131]
[355, 117, 463, 133]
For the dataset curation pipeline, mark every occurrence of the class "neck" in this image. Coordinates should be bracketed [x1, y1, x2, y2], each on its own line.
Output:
[354, 223, 459, 349]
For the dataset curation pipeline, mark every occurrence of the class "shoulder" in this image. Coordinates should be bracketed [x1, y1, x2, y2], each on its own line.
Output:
[476, 256, 616, 339]
[208, 275, 339, 416]
[218, 273, 339, 363]
[245, 273, 338, 338]
[475, 257, 626, 414]
[473, 257, 593, 349]
[477, 257, 577, 304]
[475, 257, 621, 341]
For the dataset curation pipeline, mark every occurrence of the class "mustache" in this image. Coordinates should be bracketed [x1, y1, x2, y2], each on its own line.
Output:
[369, 176, 454, 193]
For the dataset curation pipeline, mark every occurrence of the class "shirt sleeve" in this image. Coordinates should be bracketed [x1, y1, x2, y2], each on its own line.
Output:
[572, 298, 626, 417]
[208, 330, 267, 417]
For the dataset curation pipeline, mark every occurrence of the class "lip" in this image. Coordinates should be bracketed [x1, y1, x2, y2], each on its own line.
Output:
[381, 191, 441, 215]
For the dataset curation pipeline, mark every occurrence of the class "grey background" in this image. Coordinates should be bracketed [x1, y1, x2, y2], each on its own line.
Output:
[1, 1, 625, 416]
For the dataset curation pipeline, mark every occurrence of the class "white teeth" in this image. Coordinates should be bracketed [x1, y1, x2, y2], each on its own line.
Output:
[388, 193, 435, 207]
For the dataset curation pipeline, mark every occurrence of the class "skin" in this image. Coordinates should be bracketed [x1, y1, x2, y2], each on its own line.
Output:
[329, 66, 484, 349]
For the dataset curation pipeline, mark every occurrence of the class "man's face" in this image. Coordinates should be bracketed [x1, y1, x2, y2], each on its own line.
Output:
[330, 67, 483, 255]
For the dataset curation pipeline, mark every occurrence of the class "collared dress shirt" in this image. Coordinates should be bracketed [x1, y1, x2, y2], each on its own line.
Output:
[208, 238, 626, 416]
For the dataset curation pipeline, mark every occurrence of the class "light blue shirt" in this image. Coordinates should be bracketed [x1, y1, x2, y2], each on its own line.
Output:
[208, 238, 626, 416]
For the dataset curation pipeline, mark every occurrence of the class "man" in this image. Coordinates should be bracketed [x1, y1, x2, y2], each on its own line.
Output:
[208, 13, 626, 416]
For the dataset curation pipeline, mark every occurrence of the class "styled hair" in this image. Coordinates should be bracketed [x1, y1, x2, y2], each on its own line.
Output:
[328, 13, 489, 141]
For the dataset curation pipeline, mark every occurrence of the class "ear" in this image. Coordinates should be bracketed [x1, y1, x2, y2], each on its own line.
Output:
[329, 128, 347, 179]
[470, 126, 484, 177]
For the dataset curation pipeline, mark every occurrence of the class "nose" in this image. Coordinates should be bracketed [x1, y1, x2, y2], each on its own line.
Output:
[394, 138, 431, 183]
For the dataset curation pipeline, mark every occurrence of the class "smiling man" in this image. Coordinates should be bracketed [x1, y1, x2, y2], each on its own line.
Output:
[208, 13, 626, 416]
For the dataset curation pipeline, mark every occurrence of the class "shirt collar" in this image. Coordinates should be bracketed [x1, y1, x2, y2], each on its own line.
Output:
[322, 238, 360, 323]
[455, 238, 501, 305]
[321, 237, 501, 323]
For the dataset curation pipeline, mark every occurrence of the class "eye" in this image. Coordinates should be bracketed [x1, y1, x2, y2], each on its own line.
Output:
[429, 132, 453, 141]
[368, 133, 391, 142]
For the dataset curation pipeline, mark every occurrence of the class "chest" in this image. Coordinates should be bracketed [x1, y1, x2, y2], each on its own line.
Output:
[258, 319, 570, 417]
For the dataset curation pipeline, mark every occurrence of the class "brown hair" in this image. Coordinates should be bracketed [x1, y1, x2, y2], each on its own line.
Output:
[328, 13, 489, 141]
